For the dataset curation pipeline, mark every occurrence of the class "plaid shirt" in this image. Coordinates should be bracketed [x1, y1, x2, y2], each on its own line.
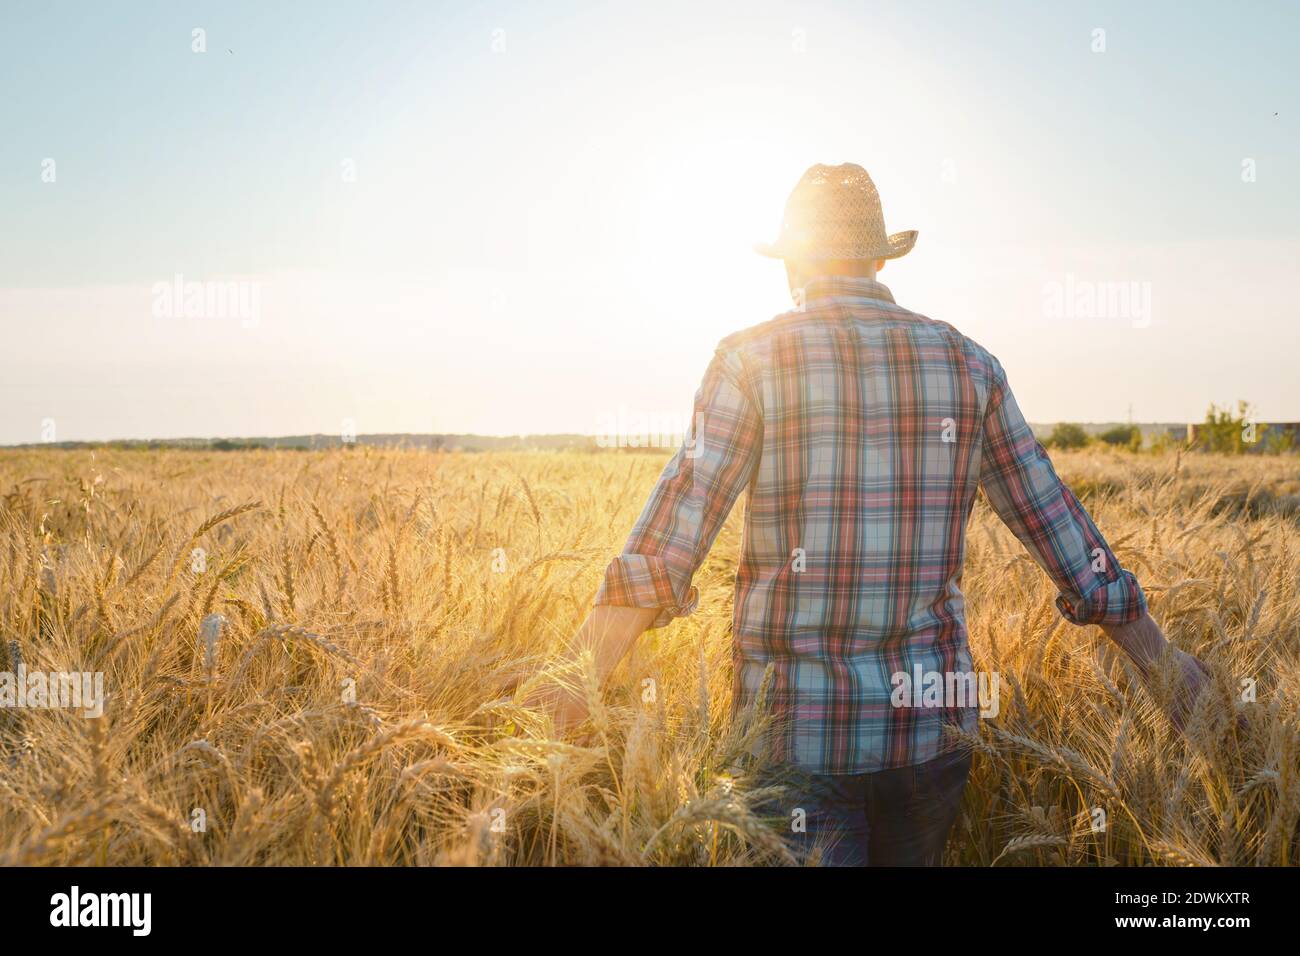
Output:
[595, 276, 1146, 774]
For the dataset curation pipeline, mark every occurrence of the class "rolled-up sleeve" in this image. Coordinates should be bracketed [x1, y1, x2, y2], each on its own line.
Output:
[594, 347, 762, 629]
[978, 360, 1146, 626]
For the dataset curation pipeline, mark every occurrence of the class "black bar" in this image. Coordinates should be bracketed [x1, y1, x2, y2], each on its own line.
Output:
[0, 865, 1277, 941]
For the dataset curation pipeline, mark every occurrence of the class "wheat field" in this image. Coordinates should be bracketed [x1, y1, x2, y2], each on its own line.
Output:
[0, 446, 1296, 866]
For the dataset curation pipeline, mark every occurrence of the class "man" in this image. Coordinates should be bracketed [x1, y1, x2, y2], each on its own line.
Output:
[551, 163, 1208, 866]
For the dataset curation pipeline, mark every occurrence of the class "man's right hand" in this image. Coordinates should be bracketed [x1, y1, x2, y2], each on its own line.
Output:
[551, 685, 591, 735]
[1161, 646, 1213, 733]
[1101, 612, 1211, 734]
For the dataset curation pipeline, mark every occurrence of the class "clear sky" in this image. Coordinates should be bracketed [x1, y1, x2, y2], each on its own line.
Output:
[2, 0, 1297, 443]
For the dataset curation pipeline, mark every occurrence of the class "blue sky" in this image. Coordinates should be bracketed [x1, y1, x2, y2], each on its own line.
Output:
[2, 0, 1297, 442]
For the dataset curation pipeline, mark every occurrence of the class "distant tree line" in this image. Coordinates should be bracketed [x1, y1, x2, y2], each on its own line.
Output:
[1045, 401, 1296, 454]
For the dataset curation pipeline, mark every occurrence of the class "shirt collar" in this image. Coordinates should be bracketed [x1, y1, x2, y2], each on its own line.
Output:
[800, 275, 896, 305]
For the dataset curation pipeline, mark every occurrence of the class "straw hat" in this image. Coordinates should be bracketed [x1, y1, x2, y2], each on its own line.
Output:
[755, 163, 917, 261]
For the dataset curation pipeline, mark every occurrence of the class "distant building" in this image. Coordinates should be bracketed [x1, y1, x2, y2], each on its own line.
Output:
[1185, 421, 1300, 452]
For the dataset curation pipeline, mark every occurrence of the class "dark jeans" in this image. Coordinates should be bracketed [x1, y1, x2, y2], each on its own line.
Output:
[761, 748, 972, 867]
